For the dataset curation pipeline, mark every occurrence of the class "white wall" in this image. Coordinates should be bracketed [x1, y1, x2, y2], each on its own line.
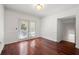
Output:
[57, 19, 63, 42]
[57, 18, 75, 43]
[41, 7, 79, 48]
[5, 8, 41, 44]
[0, 5, 4, 54]
[41, 16, 57, 42]
[62, 22, 75, 43]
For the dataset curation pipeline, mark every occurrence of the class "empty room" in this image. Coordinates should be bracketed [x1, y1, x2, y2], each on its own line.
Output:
[0, 4, 79, 55]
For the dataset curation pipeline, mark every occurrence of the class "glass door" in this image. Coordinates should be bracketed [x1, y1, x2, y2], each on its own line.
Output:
[18, 20, 36, 40]
[29, 21, 36, 39]
[19, 20, 29, 40]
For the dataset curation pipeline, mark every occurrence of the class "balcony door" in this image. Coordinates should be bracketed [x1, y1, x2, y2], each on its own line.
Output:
[18, 20, 36, 40]
[29, 21, 36, 39]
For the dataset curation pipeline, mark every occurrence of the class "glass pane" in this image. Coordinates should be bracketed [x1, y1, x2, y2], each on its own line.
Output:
[29, 21, 36, 38]
[19, 21, 28, 39]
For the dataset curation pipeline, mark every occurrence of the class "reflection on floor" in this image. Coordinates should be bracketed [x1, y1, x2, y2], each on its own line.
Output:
[1, 37, 79, 55]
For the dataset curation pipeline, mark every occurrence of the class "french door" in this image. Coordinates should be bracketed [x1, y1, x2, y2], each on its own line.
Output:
[18, 20, 36, 40]
[29, 21, 36, 39]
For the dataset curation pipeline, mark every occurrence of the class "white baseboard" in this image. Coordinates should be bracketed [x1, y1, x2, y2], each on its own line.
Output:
[41, 36, 57, 42]
[0, 43, 4, 54]
[5, 36, 40, 45]
[76, 45, 79, 49]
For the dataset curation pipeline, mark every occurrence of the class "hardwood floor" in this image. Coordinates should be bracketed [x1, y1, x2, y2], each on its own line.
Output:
[1, 37, 79, 55]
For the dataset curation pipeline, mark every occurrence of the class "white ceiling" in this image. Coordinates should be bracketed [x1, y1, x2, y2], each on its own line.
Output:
[4, 4, 79, 18]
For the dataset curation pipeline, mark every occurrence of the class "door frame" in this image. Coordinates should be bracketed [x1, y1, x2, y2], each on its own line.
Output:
[17, 19, 36, 40]
[57, 15, 76, 47]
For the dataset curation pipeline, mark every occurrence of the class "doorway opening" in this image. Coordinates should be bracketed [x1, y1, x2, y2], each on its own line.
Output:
[57, 16, 76, 47]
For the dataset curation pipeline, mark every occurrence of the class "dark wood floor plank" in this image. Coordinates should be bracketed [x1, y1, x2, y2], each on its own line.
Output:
[1, 37, 79, 55]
